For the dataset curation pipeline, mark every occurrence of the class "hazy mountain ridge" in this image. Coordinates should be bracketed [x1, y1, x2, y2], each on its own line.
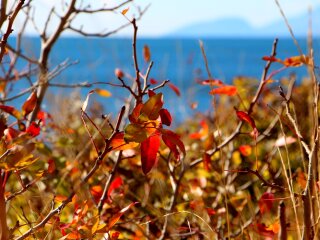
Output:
[169, 8, 320, 37]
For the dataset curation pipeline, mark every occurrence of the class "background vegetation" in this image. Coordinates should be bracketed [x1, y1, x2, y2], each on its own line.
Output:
[0, 0, 319, 239]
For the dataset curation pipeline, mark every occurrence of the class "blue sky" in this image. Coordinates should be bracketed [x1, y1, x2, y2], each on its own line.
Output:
[15, 0, 320, 37]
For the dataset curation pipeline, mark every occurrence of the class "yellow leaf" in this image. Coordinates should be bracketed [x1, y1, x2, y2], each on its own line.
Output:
[121, 7, 129, 15]
[95, 88, 112, 97]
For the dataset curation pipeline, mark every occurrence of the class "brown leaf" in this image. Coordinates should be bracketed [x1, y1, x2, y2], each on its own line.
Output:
[22, 91, 37, 117]
[143, 45, 151, 62]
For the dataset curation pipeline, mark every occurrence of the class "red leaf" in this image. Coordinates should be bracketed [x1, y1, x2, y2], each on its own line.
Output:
[239, 145, 252, 156]
[282, 55, 311, 67]
[0, 105, 20, 119]
[206, 207, 216, 215]
[258, 192, 275, 214]
[148, 89, 156, 97]
[25, 122, 40, 137]
[168, 83, 180, 96]
[47, 159, 56, 174]
[37, 111, 52, 125]
[262, 56, 280, 62]
[141, 133, 161, 174]
[209, 85, 237, 96]
[197, 79, 224, 86]
[22, 91, 37, 117]
[161, 129, 185, 160]
[4, 127, 20, 141]
[149, 78, 158, 84]
[107, 176, 123, 202]
[159, 108, 172, 126]
[203, 153, 211, 171]
[235, 109, 258, 139]
[129, 103, 143, 123]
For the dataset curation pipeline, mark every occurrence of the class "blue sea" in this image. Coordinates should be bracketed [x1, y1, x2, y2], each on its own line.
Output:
[7, 37, 320, 123]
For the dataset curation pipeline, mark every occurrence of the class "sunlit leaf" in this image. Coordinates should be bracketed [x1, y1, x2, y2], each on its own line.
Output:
[121, 7, 129, 15]
[159, 108, 172, 126]
[140, 93, 163, 120]
[239, 145, 252, 156]
[197, 79, 223, 86]
[258, 192, 274, 214]
[95, 88, 112, 97]
[141, 133, 160, 174]
[82, 90, 94, 112]
[143, 45, 151, 62]
[209, 85, 237, 96]
[124, 124, 148, 143]
[168, 83, 181, 96]
[110, 132, 139, 150]
[90, 185, 103, 204]
[275, 136, 296, 147]
[282, 55, 312, 67]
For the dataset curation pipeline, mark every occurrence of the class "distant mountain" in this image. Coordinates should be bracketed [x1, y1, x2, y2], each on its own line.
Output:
[168, 8, 320, 38]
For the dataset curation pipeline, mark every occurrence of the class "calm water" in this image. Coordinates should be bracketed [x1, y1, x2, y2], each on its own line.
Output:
[7, 37, 320, 122]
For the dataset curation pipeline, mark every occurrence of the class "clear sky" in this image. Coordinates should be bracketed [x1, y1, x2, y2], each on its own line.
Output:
[14, 0, 320, 37]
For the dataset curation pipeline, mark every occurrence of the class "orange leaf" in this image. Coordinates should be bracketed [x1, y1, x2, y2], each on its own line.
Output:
[143, 45, 151, 62]
[22, 91, 37, 117]
[235, 109, 258, 139]
[121, 7, 129, 15]
[239, 145, 252, 156]
[141, 133, 160, 174]
[107, 202, 138, 231]
[95, 88, 112, 97]
[168, 83, 180, 96]
[209, 85, 237, 96]
[111, 132, 139, 150]
[189, 120, 209, 139]
[282, 55, 312, 67]
[258, 192, 274, 214]
[90, 185, 103, 203]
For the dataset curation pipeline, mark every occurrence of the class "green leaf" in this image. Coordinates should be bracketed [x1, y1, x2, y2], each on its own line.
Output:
[124, 124, 148, 143]
[140, 93, 163, 120]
